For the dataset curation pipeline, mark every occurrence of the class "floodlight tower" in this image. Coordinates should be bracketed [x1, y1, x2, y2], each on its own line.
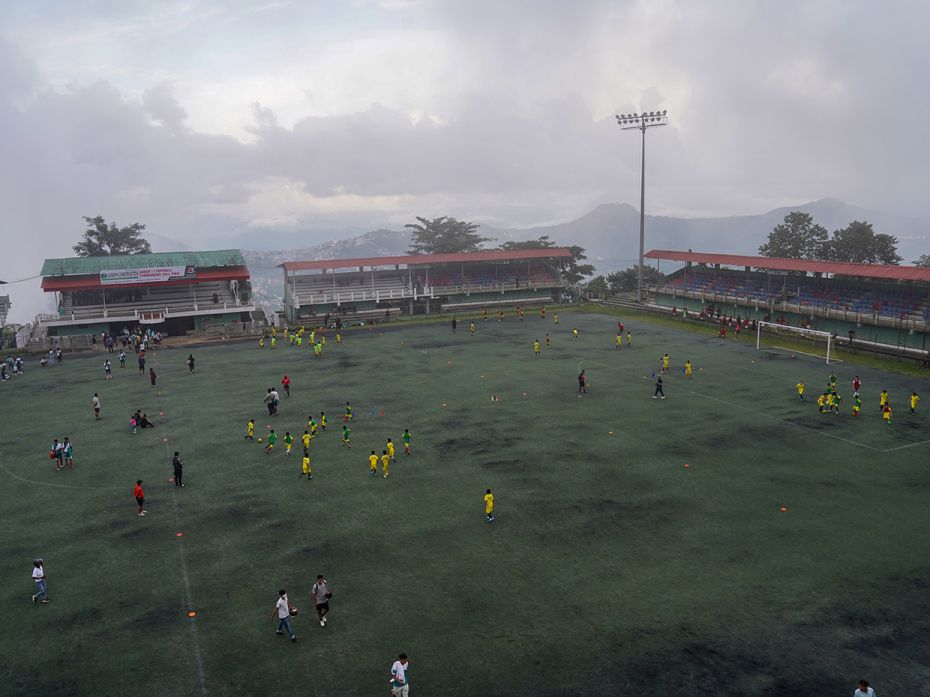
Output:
[615, 110, 668, 302]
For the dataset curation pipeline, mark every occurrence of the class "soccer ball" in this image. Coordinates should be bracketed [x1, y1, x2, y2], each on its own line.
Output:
[257, 437, 263, 443]
[289, 606, 299, 616]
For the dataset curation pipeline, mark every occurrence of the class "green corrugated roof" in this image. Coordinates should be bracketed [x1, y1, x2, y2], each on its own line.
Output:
[41, 250, 246, 277]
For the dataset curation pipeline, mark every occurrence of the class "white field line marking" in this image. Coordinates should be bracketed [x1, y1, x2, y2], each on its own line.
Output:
[156, 362, 208, 696]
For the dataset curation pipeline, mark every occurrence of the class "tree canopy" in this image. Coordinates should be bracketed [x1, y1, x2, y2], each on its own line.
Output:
[758, 212, 828, 260]
[73, 216, 152, 257]
[914, 254, 930, 268]
[585, 275, 609, 296]
[606, 265, 664, 293]
[405, 216, 491, 255]
[826, 221, 901, 265]
[759, 212, 902, 266]
[498, 236, 593, 285]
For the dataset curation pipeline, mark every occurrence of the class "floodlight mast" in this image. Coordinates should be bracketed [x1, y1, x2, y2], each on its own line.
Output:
[615, 110, 668, 302]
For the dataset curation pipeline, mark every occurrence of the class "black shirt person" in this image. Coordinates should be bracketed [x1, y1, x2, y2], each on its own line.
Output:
[172, 452, 184, 487]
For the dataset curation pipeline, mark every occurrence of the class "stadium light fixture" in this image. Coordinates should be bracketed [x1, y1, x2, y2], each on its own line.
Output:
[615, 108, 669, 302]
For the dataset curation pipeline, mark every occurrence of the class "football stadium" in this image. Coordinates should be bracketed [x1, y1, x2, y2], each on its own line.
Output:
[3, 241, 930, 696]
[3, 5, 930, 697]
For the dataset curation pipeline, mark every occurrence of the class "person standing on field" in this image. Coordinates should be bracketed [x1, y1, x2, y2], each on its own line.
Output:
[134, 480, 146, 516]
[311, 574, 332, 627]
[281, 375, 291, 397]
[31, 559, 48, 604]
[173, 451, 184, 487]
[187, 354, 195, 373]
[92, 393, 102, 420]
[273, 589, 297, 641]
[149, 367, 158, 388]
[389, 654, 410, 696]
[855, 679, 876, 697]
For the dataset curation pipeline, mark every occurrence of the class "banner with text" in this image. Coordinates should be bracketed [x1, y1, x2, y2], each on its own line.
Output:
[99, 265, 195, 286]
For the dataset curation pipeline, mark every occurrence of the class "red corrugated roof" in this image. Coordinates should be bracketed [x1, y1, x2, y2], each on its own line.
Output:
[645, 250, 930, 283]
[41, 266, 250, 291]
[280, 248, 573, 272]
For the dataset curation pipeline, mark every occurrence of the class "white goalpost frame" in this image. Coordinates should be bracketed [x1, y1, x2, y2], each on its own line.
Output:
[755, 321, 834, 364]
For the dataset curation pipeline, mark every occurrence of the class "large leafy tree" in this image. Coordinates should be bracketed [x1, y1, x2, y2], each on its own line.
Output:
[405, 216, 491, 255]
[826, 221, 901, 264]
[606, 265, 663, 293]
[498, 236, 593, 285]
[73, 216, 152, 257]
[914, 254, 930, 268]
[758, 211, 829, 260]
[585, 275, 609, 296]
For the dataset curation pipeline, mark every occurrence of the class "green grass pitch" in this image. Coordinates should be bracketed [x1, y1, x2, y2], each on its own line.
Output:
[2, 310, 930, 696]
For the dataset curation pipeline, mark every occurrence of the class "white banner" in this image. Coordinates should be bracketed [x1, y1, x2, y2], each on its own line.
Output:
[99, 265, 195, 286]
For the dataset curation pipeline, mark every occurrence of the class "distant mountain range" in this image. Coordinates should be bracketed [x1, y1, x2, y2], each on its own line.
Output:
[167, 199, 930, 310]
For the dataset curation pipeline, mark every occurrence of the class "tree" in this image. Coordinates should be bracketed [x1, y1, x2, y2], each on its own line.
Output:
[606, 265, 663, 292]
[498, 235, 557, 251]
[758, 211, 829, 260]
[405, 216, 491, 255]
[498, 236, 594, 285]
[585, 275, 609, 297]
[826, 221, 901, 265]
[73, 216, 152, 257]
[913, 254, 930, 267]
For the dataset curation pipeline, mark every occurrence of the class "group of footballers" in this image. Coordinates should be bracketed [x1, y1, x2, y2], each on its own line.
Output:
[258, 323, 341, 356]
[797, 372, 920, 424]
[245, 401, 414, 481]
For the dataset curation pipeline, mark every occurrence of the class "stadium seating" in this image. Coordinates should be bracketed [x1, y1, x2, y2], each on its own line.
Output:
[58, 282, 241, 320]
[662, 272, 930, 321]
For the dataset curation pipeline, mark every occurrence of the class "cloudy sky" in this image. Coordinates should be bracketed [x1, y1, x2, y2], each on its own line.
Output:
[2, 0, 929, 320]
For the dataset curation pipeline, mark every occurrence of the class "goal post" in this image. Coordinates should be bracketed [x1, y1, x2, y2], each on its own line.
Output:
[755, 321, 834, 364]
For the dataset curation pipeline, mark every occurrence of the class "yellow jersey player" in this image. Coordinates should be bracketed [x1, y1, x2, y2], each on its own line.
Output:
[369, 451, 378, 477]
[545, 333, 551, 348]
[796, 381, 805, 400]
[344, 402, 352, 422]
[626, 331, 632, 347]
[245, 418, 255, 440]
[284, 431, 293, 454]
[387, 438, 396, 462]
[302, 454, 312, 480]
[553, 312, 559, 325]
[381, 450, 390, 478]
[684, 360, 692, 378]
[817, 393, 827, 413]
[302, 430, 311, 452]
[879, 389, 888, 412]
[258, 337, 265, 349]
[571, 328, 579, 341]
[616, 333, 622, 350]
[533, 339, 541, 355]
[825, 392, 835, 413]
[320, 411, 327, 430]
[484, 488, 495, 523]
[882, 403, 892, 424]
[911, 392, 920, 415]
[469, 321, 476, 335]
[661, 353, 670, 374]
[336, 331, 342, 344]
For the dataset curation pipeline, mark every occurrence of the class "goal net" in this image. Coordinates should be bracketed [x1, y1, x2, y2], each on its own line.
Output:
[755, 321, 835, 364]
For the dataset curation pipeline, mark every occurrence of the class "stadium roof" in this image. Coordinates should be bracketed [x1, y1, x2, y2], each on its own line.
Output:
[280, 248, 573, 272]
[40, 250, 247, 277]
[645, 250, 930, 283]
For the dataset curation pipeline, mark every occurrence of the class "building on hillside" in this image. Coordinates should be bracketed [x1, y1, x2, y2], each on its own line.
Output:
[281, 249, 573, 323]
[39, 250, 254, 336]
[647, 249, 930, 344]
